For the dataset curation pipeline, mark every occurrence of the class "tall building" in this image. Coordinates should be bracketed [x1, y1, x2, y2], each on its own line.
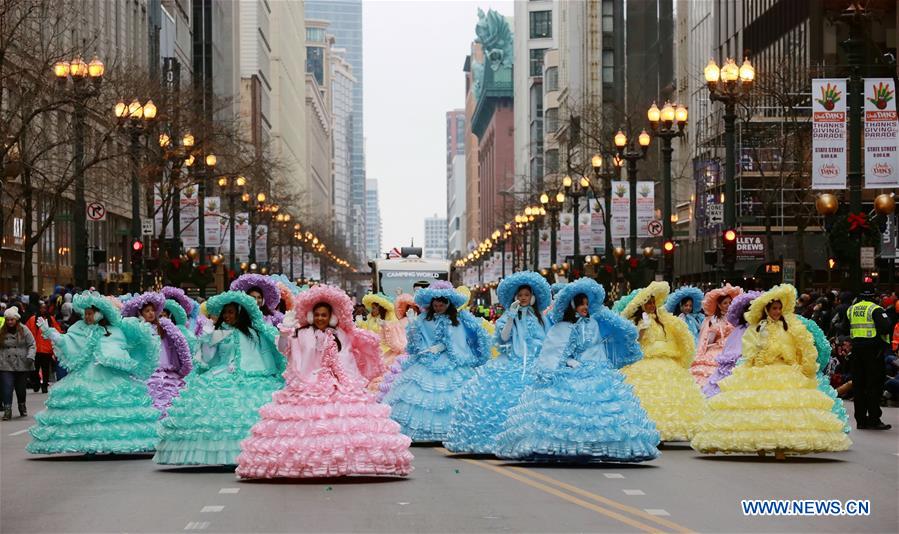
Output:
[365, 179, 382, 260]
[463, 44, 483, 249]
[304, 20, 334, 219]
[446, 110, 467, 261]
[332, 50, 356, 250]
[513, 0, 556, 193]
[424, 216, 448, 260]
[470, 9, 515, 242]
[305, 0, 367, 262]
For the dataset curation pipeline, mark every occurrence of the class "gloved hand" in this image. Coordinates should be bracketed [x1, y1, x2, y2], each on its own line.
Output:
[509, 301, 521, 313]
[354, 315, 364, 324]
[639, 312, 651, 330]
[210, 329, 231, 345]
[427, 343, 446, 354]
[282, 310, 298, 329]
[36, 317, 48, 331]
[565, 358, 581, 368]
[202, 320, 215, 336]
[406, 309, 418, 321]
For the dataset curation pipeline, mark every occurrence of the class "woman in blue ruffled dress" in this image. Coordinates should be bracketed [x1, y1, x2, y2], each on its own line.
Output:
[383, 281, 490, 442]
[27, 292, 160, 455]
[154, 291, 285, 466]
[445, 272, 550, 454]
[666, 286, 706, 343]
[494, 278, 660, 462]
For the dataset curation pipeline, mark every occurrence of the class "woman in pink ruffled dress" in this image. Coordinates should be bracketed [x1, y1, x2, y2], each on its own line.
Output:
[692, 284, 742, 388]
[236, 285, 413, 479]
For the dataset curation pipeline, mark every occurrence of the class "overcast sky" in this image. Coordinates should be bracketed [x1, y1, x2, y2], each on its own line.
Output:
[363, 0, 513, 253]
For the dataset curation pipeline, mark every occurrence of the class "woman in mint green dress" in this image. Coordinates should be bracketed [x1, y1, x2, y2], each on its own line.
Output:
[154, 291, 285, 466]
[27, 291, 160, 455]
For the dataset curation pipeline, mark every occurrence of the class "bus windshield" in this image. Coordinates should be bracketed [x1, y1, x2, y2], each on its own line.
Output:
[377, 269, 448, 296]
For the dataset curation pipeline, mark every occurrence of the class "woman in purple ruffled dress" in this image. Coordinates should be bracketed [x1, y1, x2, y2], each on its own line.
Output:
[702, 291, 761, 398]
[122, 292, 193, 416]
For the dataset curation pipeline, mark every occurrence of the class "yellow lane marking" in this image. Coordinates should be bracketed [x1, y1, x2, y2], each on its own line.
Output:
[454, 456, 663, 534]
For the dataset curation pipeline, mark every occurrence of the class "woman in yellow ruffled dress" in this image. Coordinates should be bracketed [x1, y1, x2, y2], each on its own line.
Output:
[357, 293, 402, 393]
[619, 281, 707, 441]
[691, 284, 851, 458]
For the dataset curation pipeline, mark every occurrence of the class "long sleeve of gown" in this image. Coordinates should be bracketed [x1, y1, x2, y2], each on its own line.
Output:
[383, 320, 407, 353]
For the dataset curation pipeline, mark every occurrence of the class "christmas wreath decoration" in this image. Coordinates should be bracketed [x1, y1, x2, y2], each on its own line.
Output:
[828, 211, 880, 263]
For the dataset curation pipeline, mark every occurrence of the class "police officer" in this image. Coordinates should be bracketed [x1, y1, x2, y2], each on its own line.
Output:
[848, 288, 892, 430]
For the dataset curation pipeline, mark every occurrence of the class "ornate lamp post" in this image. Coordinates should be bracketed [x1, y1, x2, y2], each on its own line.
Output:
[540, 190, 565, 266]
[590, 153, 622, 261]
[704, 57, 754, 277]
[614, 129, 651, 256]
[562, 174, 591, 275]
[114, 99, 157, 291]
[217, 174, 246, 275]
[647, 100, 687, 281]
[53, 56, 104, 288]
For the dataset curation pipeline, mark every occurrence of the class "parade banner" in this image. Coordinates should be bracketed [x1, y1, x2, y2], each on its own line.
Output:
[590, 202, 607, 254]
[304, 253, 321, 280]
[204, 197, 222, 248]
[493, 252, 503, 281]
[559, 212, 575, 258]
[538, 228, 551, 268]
[255, 224, 268, 264]
[812, 79, 847, 189]
[504, 252, 512, 276]
[864, 78, 899, 188]
[221, 212, 251, 262]
[179, 191, 200, 249]
[636, 181, 655, 238]
[611, 181, 629, 239]
[578, 203, 594, 254]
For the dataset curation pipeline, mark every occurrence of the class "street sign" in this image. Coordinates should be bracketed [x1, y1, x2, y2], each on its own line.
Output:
[86, 201, 106, 222]
[782, 259, 796, 284]
[707, 204, 723, 225]
[141, 218, 154, 236]
[860, 246, 875, 269]
[647, 219, 663, 237]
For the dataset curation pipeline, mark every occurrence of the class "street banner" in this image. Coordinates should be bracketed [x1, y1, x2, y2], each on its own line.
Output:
[812, 79, 847, 189]
[881, 214, 896, 259]
[559, 212, 574, 258]
[204, 197, 223, 248]
[255, 225, 268, 263]
[864, 78, 899, 188]
[611, 181, 629, 239]
[235, 212, 250, 261]
[179, 189, 200, 249]
[538, 227, 551, 268]
[504, 252, 512, 276]
[636, 181, 655, 238]
[153, 186, 173, 239]
[493, 252, 503, 281]
[305, 253, 321, 280]
[578, 203, 594, 253]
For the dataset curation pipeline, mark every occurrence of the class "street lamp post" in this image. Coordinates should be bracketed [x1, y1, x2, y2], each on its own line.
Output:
[704, 57, 754, 278]
[562, 174, 591, 275]
[647, 101, 688, 281]
[614, 129, 651, 256]
[540, 190, 565, 266]
[218, 175, 246, 276]
[591, 154, 622, 262]
[53, 56, 104, 289]
[114, 99, 157, 291]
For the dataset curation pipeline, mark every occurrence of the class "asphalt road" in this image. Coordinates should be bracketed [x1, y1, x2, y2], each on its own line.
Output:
[1, 393, 897, 534]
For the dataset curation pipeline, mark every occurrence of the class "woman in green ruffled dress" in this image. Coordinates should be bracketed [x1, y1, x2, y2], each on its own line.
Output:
[27, 291, 160, 455]
[154, 291, 285, 466]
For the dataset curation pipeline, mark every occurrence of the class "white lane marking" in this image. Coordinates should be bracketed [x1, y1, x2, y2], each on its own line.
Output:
[184, 522, 209, 530]
[219, 488, 240, 494]
[603, 473, 625, 479]
[644, 509, 670, 516]
[201, 506, 224, 513]
[622, 489, 645, 496]
[8, 429, 29, 436]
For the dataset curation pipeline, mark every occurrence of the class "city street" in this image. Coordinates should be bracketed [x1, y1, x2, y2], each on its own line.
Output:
[2, 394, 896, 533]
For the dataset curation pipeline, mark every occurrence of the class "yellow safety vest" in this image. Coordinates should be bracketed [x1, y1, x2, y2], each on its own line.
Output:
[848, 301, 887, 341]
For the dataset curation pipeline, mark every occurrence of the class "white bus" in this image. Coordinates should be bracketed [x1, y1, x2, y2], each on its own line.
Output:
[369, 252, 452, 297]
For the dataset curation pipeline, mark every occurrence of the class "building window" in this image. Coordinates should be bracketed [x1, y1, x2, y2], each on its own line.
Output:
[602, 50, 614, 83]
[545, 149, 559, 174]
[545, 66, 558, 91]
[529, 10, 552, 38]
[544, 108, 559, 134]
[602, 0, 614, 33]
[529, 48, 547, 77]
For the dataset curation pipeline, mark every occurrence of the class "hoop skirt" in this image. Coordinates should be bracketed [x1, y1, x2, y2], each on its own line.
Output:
[383, 313, 488, 442]
[691, 319, 851, 455]
[27, 320, 160, 455]
[494, 315, 659, 462]
[237, 328, 412, 478]
[154, 325, 284, 465]
[444, 311, 546, 454]
[622, 316, 706, 441]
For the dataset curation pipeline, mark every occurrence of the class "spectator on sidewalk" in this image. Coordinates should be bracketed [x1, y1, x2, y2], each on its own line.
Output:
[0, 307, 36, 420]
[25, 303, 62, 393]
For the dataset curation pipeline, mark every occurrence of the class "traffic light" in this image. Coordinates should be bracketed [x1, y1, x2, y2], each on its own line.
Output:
[663, 240, 675, 256]
[722, 229, 737, 264]
[131, 239, 144, 266]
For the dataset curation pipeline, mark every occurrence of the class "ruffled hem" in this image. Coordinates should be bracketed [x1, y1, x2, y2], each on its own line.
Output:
[444, 360, 532, 454]
[622, 359, 707, 441]
[691, 430, 851, 454]
[26, 437, 156, 455]
[236, 445, 413, 478]
[147, 370, 186, 416]
[153, 439, 241, 465]
[496, 439, 659, 463]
